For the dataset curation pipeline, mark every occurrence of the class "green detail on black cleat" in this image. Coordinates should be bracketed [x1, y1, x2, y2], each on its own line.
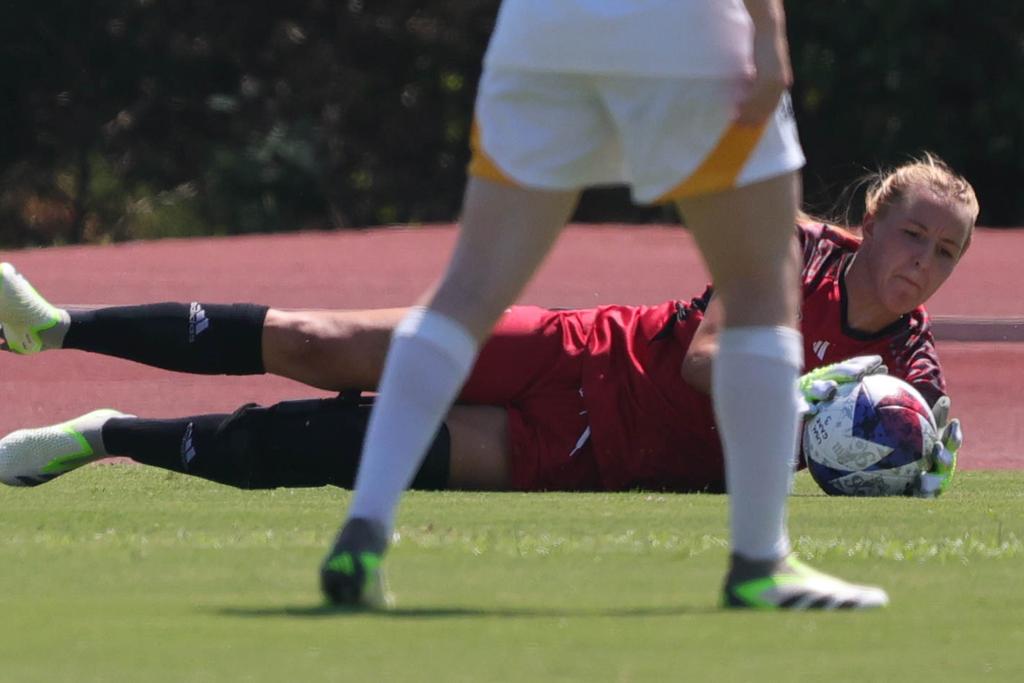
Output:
[320, 518, 391, 609]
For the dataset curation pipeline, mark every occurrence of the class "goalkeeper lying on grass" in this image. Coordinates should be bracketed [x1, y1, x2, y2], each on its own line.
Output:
[0, 157, 971, 496]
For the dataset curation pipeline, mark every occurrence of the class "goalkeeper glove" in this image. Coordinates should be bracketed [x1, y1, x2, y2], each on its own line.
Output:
[915, 396, 962, 498]
[798, 354, 888, 415]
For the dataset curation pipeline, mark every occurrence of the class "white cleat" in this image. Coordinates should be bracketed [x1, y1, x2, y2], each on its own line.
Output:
[0, 410, 128, 487]
[723, 554, 889, 610]
[0, 262, 69, 354]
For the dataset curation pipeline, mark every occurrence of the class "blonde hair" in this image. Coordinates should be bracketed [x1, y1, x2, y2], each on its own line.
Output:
[863, 153, 979, 253]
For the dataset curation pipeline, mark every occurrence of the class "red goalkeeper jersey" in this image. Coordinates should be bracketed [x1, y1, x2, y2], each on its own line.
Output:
[579, 222, 946, 492]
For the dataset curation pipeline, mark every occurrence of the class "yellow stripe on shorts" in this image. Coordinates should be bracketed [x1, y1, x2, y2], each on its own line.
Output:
[467, 120, 518, 186]
[656, 121, 768, 203]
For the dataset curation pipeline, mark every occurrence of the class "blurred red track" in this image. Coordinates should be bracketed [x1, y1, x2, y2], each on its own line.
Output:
[1, 225, 1020, 469]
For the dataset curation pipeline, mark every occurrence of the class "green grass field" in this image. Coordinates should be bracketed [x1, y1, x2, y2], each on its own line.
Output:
[2, 466, 1022, 682]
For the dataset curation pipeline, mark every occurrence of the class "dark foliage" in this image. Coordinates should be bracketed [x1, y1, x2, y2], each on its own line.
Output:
[1, 1, 1021, 246]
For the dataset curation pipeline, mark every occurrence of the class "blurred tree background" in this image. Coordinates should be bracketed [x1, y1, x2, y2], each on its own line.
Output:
[1, 0, 1022, 247]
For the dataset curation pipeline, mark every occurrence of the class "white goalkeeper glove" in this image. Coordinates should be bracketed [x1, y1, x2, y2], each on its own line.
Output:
[915, 396, 962, 498]
[798, 354, 888, 416]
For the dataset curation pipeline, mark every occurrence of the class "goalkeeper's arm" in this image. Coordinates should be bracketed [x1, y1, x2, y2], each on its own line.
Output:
[680, 296, 723, 395]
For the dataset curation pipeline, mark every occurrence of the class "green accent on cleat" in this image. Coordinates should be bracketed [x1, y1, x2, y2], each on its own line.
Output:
[360, 552, 381, 572]
[39, 427, 95, 475]
[0, 409, 126, 487]
[727, 557, 817, 609]
[324, 552, 356, 576]
[319, 518, 392, 609]
[0, 262, 66, 355]
[723, 554, 889, 610]
[323, 551, 383, 590]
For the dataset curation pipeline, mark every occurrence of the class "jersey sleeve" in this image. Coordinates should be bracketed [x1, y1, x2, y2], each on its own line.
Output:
[885, 315, 947, 408]
[797, 222, 863, 288]
[796, 222, 824, 283]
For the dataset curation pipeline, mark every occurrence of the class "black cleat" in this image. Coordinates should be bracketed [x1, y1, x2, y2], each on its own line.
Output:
[320, 517, 392, 609]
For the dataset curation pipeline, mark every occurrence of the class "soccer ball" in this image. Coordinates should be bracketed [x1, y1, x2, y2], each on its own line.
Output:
[802, 374, 938, 496]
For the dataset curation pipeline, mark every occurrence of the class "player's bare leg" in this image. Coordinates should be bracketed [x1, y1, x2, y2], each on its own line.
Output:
[0, 261, 401, 392]
[678, 172, 886, 609]
[321, 178, 578, 607]
[262, 308, 405, 391]
[445, 405, 511, 490]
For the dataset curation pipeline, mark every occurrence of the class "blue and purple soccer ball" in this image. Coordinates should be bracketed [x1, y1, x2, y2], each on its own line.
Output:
[802, 374, 938, 496]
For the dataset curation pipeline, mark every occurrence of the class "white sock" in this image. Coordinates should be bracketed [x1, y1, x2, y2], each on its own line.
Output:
[347, 307, 478, 531]
[713, 326, 803, 562]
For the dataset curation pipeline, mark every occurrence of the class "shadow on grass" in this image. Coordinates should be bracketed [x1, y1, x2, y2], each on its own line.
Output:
[215, 603, 717, 619]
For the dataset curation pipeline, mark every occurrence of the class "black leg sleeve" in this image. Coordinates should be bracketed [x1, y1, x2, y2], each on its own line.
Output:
[64, 303, 268, 375]
[101, 395, 451, 491]
[103, 414, 228, 475]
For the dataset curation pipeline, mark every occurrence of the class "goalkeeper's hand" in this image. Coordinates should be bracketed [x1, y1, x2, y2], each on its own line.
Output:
[798, 355, 888, 415]
[915, 396, 962, 498]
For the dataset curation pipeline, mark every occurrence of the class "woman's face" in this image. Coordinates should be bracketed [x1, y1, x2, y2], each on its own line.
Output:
[860, 189, 973, 316]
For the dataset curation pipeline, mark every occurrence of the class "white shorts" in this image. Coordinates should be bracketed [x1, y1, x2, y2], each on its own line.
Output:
[469, 69, 804, 204]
